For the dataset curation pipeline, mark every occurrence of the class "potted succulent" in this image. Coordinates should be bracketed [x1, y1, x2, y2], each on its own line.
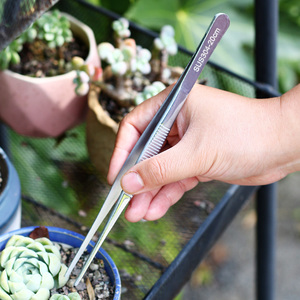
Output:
[72, 18, 184, 177]
[0, 226, 121, 300]
[0, 9, 99, 137]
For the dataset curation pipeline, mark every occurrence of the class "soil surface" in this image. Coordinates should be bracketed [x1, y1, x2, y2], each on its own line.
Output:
[9, 36, 88, 77]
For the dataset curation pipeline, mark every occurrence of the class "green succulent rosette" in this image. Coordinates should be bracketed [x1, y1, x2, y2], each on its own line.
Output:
[0, 235, 69, 300]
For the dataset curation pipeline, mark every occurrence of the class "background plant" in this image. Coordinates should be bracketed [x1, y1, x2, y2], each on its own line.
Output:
[0, 9, 73, 74]
[73, 18, 180, 107]
[86, 0, 300, 94]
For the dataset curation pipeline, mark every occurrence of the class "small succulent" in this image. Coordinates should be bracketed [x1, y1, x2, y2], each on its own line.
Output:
[72, 56, 102, 96]
[112, 18, 131, 39]
[0, 9, 73, 71]
[134, 81, 166, 105]
[0, 39, 22, 70]
[33, 9, 73, 48]
[50, 292, 81, 300]
[0, 235, 69, 300]
[73, 17, 178, 109]
[153, 25, 178, 56]
[98, 41, 151, 77]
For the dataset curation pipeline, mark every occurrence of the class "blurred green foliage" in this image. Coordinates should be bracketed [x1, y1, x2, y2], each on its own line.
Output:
[86, 0, 300, 93]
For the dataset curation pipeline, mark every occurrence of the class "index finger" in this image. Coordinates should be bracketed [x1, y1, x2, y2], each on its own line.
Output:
[107, 85, 173, 184]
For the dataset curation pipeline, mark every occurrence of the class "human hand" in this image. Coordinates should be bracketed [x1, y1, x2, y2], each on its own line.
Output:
[107, 83, 295, 222]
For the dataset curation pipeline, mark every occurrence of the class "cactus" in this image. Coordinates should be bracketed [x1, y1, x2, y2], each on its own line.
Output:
[0, 235, 69, 300]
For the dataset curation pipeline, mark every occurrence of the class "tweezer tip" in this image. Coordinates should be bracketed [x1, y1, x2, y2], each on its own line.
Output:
[74, 278, 81, 287]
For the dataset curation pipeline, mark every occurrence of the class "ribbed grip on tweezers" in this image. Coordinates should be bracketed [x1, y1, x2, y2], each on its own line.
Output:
[139, 124, 170, 162]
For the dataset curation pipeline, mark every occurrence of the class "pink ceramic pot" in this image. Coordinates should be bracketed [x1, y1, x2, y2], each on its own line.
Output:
[0, 14, 99, 137]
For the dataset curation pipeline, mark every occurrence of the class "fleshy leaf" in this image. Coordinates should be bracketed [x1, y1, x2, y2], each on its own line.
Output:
[1, 247, 15, 267]
[8, 281, 27, 294]
[27, 242, 47, 253]
[43, 245, 61, 259]
[68, 292, 81, 300]
[11, 258, 27, 273]
[25, 273, 41, 292]
[35, 238, 53, 247]
[56, 264, 68, 288]
[31, 287, 50, 300]
[0, 269, 10, 293]
[48, 253, 61, 277]
[9, 271, 23, 283]
[11, 288, 34, 300]
[40, 272, 55, 290]
[0, 285, 12, 300]
[4, 257, 17, 277]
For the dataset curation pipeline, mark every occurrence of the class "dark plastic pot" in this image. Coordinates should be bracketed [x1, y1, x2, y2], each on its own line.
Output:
[0, 226, 121, 300]
[0, 148, 21, 234]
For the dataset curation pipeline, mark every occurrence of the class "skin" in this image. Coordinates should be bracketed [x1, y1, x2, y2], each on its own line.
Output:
[107, 83, 300, 222]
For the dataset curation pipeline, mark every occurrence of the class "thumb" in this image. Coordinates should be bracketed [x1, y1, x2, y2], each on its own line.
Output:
[120, 141, 199, 194]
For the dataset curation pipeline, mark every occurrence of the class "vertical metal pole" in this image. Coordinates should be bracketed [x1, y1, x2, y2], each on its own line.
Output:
[255, 0, 278, 299]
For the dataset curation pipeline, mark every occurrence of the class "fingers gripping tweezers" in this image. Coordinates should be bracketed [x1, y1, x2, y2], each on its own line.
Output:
[66, 13, 230, 285]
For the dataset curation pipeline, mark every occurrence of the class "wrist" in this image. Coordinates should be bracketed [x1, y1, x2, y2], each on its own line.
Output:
[278, 84, 300, 175]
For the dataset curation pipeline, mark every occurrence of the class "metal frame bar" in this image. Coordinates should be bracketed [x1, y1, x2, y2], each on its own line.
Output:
[255, 0, 278, 299]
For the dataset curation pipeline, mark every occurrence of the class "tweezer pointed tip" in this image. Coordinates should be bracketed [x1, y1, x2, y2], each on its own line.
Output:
[65, 265, 73, 279]
[74, 277, 81, 287]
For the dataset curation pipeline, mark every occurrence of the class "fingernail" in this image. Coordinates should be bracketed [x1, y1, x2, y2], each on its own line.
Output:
[121, 171, 144, 194]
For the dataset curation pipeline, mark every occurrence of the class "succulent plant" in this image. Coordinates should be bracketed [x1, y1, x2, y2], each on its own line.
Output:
[0, 39, 22, 70]
[112, 18, 131, 39]
[151, 25, 179, 83]
[33, 9, 73, 48]
[134, 81, 166, 105]
[73, 17, 178, 109]
[0, 9, 73, 71]
[153, 25, 178, 56]
[50, 292, 81, 300]
[0, 235, 69, 300]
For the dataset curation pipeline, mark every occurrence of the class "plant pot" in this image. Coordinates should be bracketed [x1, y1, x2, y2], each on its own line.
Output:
[0, 14, 99, 137]
[0, 226, 121, 300]
[0, 148, 21, 234]
[86, 88, 119, 178]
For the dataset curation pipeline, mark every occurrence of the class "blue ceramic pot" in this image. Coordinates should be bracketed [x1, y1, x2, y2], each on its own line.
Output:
[0, 148, 21, 234]
[0, 226, 121, 300]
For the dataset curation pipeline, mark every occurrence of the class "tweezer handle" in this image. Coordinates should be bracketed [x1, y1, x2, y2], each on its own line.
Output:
[137, 13, 230, 162]
[162, 13, 230, 129]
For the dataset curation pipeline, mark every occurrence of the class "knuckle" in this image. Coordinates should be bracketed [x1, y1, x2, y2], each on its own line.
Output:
[147, 158, 169, 185]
